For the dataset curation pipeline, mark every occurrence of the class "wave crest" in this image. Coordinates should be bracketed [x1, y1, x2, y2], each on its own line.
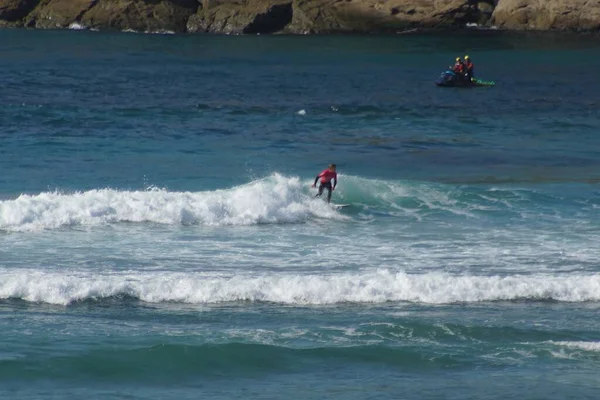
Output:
[2, 269, 599, 306]
[0, 174, 341, 231]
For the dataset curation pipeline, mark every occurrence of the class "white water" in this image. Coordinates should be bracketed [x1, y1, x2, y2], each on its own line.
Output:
[2, 269, 599, 306]
[0, 175, 343, 232]
[2, 174, 596, 232]
[2, 174, 598, 308]
[550, 341, 600, 352]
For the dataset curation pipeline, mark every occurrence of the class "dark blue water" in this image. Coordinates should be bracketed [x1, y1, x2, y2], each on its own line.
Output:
[1, 29, 600, 399]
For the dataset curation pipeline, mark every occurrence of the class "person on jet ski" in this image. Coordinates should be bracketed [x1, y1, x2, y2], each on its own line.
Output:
[464, 55, 474, 81]
[451, 57, 472, 83]
[452, 57, 465, 75]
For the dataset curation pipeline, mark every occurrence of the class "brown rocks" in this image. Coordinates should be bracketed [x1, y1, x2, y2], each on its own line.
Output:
[187, 0, 293, 34]
[188, 0, 488, 34]
[22, 0, 198, 31]
[0, 0, 599, 33]
[81, 0, 198, 32]
[0, 0, 39, 22]
[25, 0, 97, 28]
[491, 0, 600, 31]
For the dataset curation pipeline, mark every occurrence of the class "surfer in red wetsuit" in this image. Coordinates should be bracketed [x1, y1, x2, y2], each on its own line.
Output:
[312, 164, 337, 203]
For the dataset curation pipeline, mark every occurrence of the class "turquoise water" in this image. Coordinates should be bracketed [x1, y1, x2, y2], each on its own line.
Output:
[1, 29, 600, 399]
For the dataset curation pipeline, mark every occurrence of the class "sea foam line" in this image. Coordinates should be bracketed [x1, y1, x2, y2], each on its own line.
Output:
[548, 341, 600, 352]
[0, 174, 340, 232]
[1, 269, 599, 306]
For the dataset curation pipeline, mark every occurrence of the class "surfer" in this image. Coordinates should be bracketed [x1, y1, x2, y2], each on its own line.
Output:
[312, 164, 337, 203]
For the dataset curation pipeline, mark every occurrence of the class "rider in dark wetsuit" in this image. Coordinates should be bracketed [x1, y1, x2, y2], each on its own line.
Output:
[313, 164, 337, 203]
[464, 55, 474, 82]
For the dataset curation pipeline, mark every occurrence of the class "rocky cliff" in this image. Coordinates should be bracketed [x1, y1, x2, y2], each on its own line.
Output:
[491, 0, 600, 32]
[0, 0, 598, 33]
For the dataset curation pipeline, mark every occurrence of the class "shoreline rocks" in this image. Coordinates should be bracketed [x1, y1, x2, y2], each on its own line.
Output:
[0, 0, 598, 34]
[491, 0, 600, 32]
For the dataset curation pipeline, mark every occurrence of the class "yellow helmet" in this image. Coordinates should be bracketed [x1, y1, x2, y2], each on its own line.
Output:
[456, 57, 461, 61]
[464, 55, 470, 60]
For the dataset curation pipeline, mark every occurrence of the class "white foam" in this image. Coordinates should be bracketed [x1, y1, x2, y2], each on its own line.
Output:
[145, 30, 175, 35]
[549, 341, 600, 352]
[1, 269, 599, 306]
[0, 174, 340, 232]
[68, 22, 87, 30]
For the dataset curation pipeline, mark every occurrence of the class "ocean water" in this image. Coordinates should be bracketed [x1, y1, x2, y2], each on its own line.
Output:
[1, 29, 600, 399]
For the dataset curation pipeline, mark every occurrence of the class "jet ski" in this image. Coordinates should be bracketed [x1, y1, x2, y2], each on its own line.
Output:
[435, 70, 495, 87]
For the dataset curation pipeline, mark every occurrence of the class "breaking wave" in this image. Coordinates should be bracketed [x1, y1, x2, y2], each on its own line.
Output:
[1, 269, 599, 306]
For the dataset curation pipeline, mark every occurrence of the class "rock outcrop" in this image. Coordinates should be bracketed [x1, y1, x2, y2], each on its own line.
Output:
[490, 0, 600, 31]
[78, 0, 198, 32]
[0, 0, 599, 33]
[11, 0, 199, 32]
[289, 0, 489, 33]
[0, 0, 39, 22]
[186, 0, 490, 34]
[187, 0, 294, 34]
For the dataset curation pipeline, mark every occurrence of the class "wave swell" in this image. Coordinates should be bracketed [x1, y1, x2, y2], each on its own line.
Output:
[1, 269, 599, 306]
[1, 173, 597, 232]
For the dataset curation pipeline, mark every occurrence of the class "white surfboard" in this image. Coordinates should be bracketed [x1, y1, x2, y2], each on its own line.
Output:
[331, 203, 351, 209]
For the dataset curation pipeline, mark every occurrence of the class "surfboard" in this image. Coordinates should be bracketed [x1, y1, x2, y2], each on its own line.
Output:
[331, 203, 351, 209]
